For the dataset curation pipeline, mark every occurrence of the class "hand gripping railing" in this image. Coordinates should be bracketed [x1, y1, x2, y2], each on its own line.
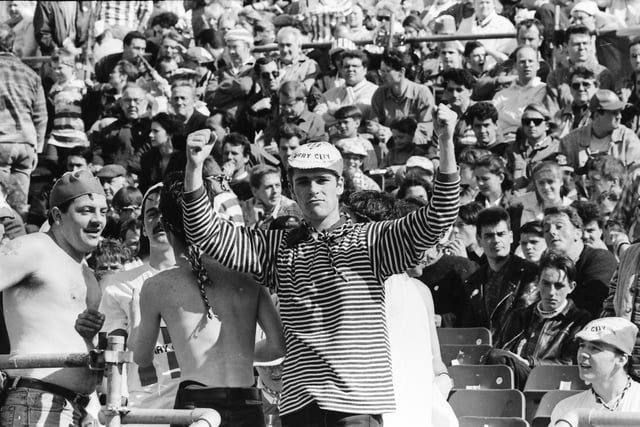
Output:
[0, 336, 221, 427]
[555, 409, 640, 426]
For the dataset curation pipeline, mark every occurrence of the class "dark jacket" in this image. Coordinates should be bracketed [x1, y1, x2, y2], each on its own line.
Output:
[461, 255, 538, 340]
[495, 299, 592, 367]
[91, 117, 152, 174]
[573, 245, 617, 317]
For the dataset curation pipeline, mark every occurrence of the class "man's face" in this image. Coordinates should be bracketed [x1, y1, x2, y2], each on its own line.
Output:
[279, 94, 305, 119]
[443, 81, 471, 112]
[253, 173, 282, 209]
[120, 87, 148, 120]
[161, 37, 182, 59]
[223, 143, 249, 174]
[472, 117, 497, 146]
[343, 153, 364, 174]
[52, 60, 75, 83]
[587, 170, 613, 199]
[258, 62, 280, 93]
[124, 38, 146, 62]
[568, 34, 592, 63]
[143, 191, 170, 248]
[517, 26, 542, 50]
[57, 194, 108, 254]
[380, 61, 404, 87]
[66, 155, 88, 172]
[516, 47, 539, 82]
[521, 110, 548, 142]
[570, 76, 597, 106]
[519, 233, 547, 263]
[157, 60, 178, 79]
[630, 44, 640, 72]
[543, 213, 582, 254]
[278, 33, 300, 64]
[348, 6, 364, 27]
[583, 220, 604, 247]
[577, 340, 623, 383]
[227, 40, 251, 64]
[171, 86, 195, 120]
[537, 267, 575, 311]
[335, 117, 359, 138]
[571, 11, 596, 30]
[341, 57, 366, 87]
[440, 48, 463, 70]
[474, 0, 495, 21]
[593, 109, 622, 134]
[467, 47, 486, 72]
[8, 2, 20, 19]
[278, 137, 300, 170]
[451, 219, 477, 248]
[478, 220, 513, 260]
[391, 129, 413, 149]
[101, 176, 127, 202]
[291, 169, 344, 224]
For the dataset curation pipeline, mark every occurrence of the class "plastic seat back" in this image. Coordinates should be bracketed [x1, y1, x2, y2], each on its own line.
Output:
[459, 416, 530, 427]
[440, 344, 493, 366]
[448, 389, 526, 418]
[450, 364, 514, 390]
[523, 366, 587, 422]
[530, 390, 582, 427]
[438, 327, 492, 345]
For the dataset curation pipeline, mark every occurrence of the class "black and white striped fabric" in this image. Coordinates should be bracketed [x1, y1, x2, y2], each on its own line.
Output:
[182, 172, 460, 415]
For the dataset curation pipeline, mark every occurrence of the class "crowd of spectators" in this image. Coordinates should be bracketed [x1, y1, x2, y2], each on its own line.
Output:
[4, 0, 640, 425]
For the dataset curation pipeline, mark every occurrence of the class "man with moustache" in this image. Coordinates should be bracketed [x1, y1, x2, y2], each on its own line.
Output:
[99, 183, 180, 417]
[0, 170, 107, 426]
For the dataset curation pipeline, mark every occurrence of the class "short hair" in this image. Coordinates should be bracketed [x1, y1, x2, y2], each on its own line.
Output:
[396, 179, 432, 200]
[249, 164, 281, 189]
[112, 186, 143, 211]
[477, 207, 511, 234]
[402, 14, 424, 31]
[150, 12, 179, 29]
[572, 200, 604, 229]
[209, 108, 237, 130]
[543, 206, 584, 230]
[113, 60, 139, 82]
[464, 41, 485, 57]
[123, 31, 146, 47]
[441, 68, 475, 89]
[513, 45, 538, 62]
[222, 132, 252, 157]
[253, 56, 276, 74]
[458, 147, 492, 166]
[523, 103, 552, 121]
[151, 113, 184, 136]
[161, 30, 184, 46]
[381, 48, 414, 72]
[568, 65, 597, 82]
[630, 36, 640, 51]
[538, 249, 577, 283]
[458, 201, 483, 225]
[67, 146, 93, 164]
[340, 50, 369, 68]
[122, 82, 146, 95]
[277, 123, 308, 143]
[465, 102, 499, 124]
[171, 79, 196, 92]
[516, 18, 544, 38]
[389, 116, 417, 135]
[0, 23, 15, 52]
[473, 154, 507, 176]
[89, 238, 131, 270]
[277, 26, 302, 44]
[278, 80, 306, 100]
[347, 190, 396, 222]
[334, 105, 363, 120]
[565, 25, 593, 41]
[584, 155, 626, 182]
[520, 220, 544, 237]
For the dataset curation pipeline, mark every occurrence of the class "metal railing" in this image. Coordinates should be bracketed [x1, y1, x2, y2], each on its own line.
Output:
[0, 336, 221, 427]
[555, 409, 640, 426]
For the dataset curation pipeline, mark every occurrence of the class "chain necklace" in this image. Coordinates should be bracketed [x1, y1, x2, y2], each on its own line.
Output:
[591, 376, 633, 411]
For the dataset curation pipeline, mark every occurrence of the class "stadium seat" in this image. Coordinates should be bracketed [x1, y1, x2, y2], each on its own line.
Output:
[530, 390, 582, 427]
[523, 366, 587, 422]
[450, 364, 514, 390]
[448, 389, 526, 418]
[440, 344, 493, 366]
[437, 327, 492, 345]
[459, 416, 530, 427]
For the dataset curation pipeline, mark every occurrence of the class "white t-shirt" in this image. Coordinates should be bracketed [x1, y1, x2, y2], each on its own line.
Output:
[99, 262, 180, 421]
[549, 380, 640, 426]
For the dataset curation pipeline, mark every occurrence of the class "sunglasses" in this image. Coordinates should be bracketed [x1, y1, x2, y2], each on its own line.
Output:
[260, 70, 279, 80]
[377, 15, 391, 21]
[570, 81, 593, 90]
[521, 117, 545, 126]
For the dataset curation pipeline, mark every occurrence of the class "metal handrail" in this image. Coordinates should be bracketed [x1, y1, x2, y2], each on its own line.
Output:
[555, 409, 640, 426]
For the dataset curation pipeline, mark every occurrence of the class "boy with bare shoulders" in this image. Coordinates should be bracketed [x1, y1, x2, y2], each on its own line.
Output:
[0, 170, 108, 426]
[132, 172, 285, 427]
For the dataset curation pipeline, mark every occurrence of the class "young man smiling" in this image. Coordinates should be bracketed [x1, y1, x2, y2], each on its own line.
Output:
[182, 104, 460, 426]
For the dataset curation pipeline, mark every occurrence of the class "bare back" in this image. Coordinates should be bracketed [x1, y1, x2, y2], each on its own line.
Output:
[139, 257, 262, 387]
[1, 233, 102, 393]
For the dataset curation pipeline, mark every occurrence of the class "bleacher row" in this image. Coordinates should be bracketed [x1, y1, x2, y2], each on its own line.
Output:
[438, 327, 587, 427]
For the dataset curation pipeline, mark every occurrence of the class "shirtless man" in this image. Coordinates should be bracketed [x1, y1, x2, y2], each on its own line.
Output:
[132, 172, 285, 427]
[0, 169, 107, 426]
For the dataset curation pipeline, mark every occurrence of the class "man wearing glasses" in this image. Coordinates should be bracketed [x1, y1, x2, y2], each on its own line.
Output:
[560, 90, 640, 173]
[556, 66, 598, 137]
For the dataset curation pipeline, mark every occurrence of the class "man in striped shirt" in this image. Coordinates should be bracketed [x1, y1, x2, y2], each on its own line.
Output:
[182, 105, 460, 426]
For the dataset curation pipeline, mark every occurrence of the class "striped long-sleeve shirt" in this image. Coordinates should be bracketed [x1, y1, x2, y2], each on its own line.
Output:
[182, 171, 460, 415]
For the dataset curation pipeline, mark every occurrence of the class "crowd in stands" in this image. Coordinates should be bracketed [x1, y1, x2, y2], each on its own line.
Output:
[4, 0, 640, 426]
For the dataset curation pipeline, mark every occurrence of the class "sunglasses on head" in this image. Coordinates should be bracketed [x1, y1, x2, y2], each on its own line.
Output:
[521, 117, 545, 126]
[570, 81, 593, 90]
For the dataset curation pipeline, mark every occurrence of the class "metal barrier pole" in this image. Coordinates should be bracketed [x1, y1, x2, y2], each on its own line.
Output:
[557, 409, 640, 426]
[103, 335, 125, 427]
[0, 353, 91, 369]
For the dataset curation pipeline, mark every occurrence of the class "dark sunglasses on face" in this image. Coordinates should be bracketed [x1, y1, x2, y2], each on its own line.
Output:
[521, 117, 545, 126]
[377, 15, 391, 21]
[261, 70, 279, 80]
[570, 81, 593, 90]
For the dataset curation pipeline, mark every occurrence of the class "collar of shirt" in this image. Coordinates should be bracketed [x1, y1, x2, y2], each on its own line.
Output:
[475, 12, 496, 27]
